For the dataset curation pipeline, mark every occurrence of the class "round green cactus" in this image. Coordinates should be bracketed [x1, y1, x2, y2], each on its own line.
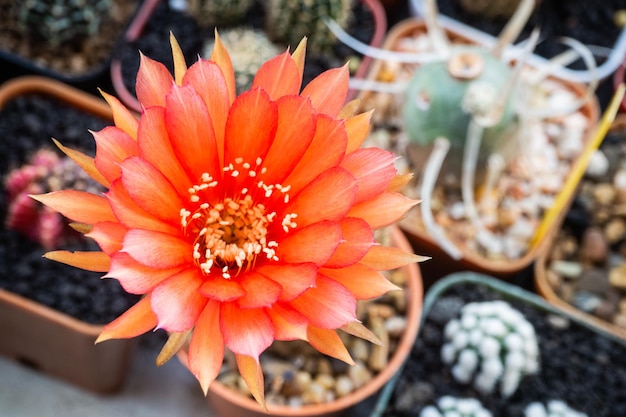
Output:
[403, 46, 517, 158]
[18, 0, 112, 47]
[265, 0, 353, 54]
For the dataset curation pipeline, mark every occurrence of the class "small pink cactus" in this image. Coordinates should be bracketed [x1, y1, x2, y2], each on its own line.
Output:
[4, 148, 102, 249]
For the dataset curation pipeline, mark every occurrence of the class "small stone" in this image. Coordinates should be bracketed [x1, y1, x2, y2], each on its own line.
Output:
[546, 314, 570, 329]
[593, 290, 620, 321]
[369, 316, 390, 372]
[317, 358, 333, 375]
[577, 268, 611, 294]
[593, 183, 616, 206]
[614, 168, 626, 191]
[348, 361, 373, 389]
[549, 260, 583, 278]
[334, 375, 355, 397]
[619, 297, 626, 314]
[367, 303, 395, 319]
[349, 338, 370, 362]
[609, 264, 626, 289]
[302, 381, 327, 404]
[385, 316, 408, 338]
[572, 291, 603, 313]
[586, 150, 610, 178]
[580, 227, 608, 263]
[605, 218, 626, 245]
[315, 373, 335, 390]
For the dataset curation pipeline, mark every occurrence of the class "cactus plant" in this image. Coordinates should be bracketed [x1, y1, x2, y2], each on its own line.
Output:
[265, 0, 353, 54]
[524, 400, 588, 417]
[18, 0, 112, 47]
[440, 300, 540, 397]
[4, 148, 103, 249]
[186, 0, 254, 28]
[203, 27, 280, 94]
[420, 396, 492, 417]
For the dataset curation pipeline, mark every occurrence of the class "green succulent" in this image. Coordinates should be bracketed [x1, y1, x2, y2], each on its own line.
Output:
[18, 0, 112, 47]
[265, 0, 353, 54]
[186, 0, 254, 28]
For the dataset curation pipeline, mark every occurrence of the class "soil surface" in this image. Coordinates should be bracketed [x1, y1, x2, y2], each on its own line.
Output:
[114, 0, 377, 101]
[380, 278, 626, 416]
[0, 0, 138, 80]
[0, 94, 138, 324]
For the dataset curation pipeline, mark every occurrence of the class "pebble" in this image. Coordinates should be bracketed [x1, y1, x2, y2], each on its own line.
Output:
[605, 218, 626, 245]
[609, 264, 626, 289]
[586, 150, 609, 178]
[549, 260, 583, 278]
[580, 227, 608, 264]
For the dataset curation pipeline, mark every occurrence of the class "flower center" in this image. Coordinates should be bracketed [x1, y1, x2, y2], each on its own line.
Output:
[180, 159, 297, 279]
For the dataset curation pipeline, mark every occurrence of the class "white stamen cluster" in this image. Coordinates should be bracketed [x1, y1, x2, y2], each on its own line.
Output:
[420, 396, 492, 417]
[440, 300, 540, 398]
[180, 159, 298, 279]
[524, 401, 588, 417]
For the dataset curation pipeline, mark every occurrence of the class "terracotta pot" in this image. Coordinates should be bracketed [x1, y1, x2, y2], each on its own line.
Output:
[0, 76, 136, 393]
[177, 225, 423, 417]
[110, 0, 388, 113]
[534, 114, 626, 342]
[357, 19, 600, 283]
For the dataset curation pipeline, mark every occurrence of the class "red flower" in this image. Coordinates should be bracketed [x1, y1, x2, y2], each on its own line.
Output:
[33, 34, 420, 406]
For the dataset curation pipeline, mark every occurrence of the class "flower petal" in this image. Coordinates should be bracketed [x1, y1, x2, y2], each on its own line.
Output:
[348, 192, 419, 229]
[93, 126, 139, 184]
[31, 190, 117, 224]
[87, 221, 127, 255]
[96, 295, 157, 343]
[340, 147, 396, 204]
[259, 95, 315, 186]
[345, 110, 373, 154]
[320, 263, 400, 300]
[286, 167, 357, 228]
[120, 156, 185, 224]
[100, 89, 139, 139]
[221, 303, 273, 358]
[300, 65, 349, 117]
[290, 274, 357, 330]
[188, 299, 224, 395]
[307, 326, 354, 365]
[136, 53, 173, 107]
[251, 51, 302, 100]
[123, 229, 192, 269]
[360, 245, 426, 271]
[105, 252, 182, 294]
[200, 276, 245, 302]
[43, 250, 110, 272]
[237, 272, 282, 308]
[324, 217, 375, 268]
[107, 180, 179, 235]
[266, 303, 308, 341]
[53, 139, 109, 187]
[256, 263, 317, 301]
[151, 268, 207, 332]
[165, 84, 220, 182]
[282, 115, 347, 195]
[236, 354, 266, 410]
[210, 30, 236, 103]
[224, 89, 277, 169]
[183, 59, 230, 166]
[137, 106, 193, 197]
[278, 221, 341, 266]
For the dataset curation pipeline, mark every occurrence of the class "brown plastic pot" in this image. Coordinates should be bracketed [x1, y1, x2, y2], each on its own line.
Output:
[110, 0, 388, 113]
[358, 19, 600, 284]
[0, 76, 136, 393]
[534, 114, 626, 342]
[177, 225, 423, 417]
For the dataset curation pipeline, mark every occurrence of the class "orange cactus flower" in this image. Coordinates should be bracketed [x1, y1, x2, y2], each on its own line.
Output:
[32, 33, 421, 407]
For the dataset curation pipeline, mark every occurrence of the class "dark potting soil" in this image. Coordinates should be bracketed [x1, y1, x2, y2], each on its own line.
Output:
[0, 94, 139, 325]
[381, 280, 626, 416]
[434, 0, 626, 69]
[114, 0, 376, 100]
